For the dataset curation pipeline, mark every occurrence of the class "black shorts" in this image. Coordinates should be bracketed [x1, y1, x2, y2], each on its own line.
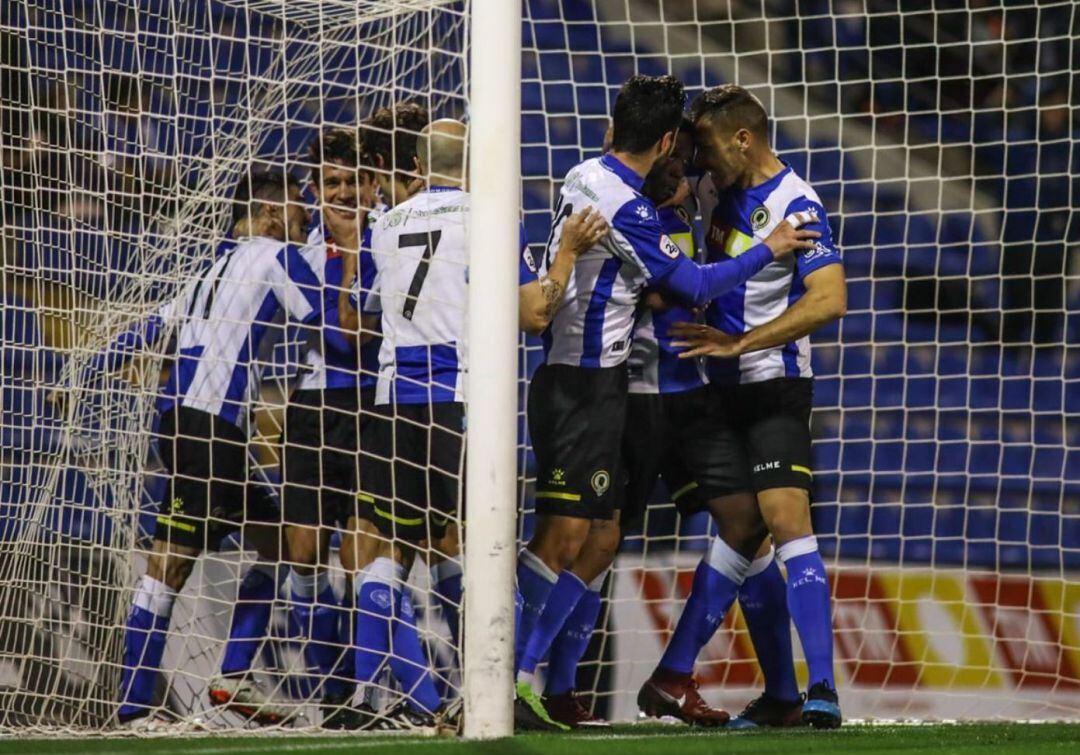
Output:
[710, 377, 815, 494]
[358, 402, 464, 543]
[282, 386, 373, 529]
[621, 387, 739, 524]
[528, 363, 626, 521]
[154, 407, 279, 551]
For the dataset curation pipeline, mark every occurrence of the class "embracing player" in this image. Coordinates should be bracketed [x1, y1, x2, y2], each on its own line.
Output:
[96, 170, 339, 728]
[644, 84, 848, 730]
[514, 74, 821, 731]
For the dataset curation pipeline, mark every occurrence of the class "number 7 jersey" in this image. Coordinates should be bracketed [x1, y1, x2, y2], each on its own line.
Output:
[367, 186, 470, 406]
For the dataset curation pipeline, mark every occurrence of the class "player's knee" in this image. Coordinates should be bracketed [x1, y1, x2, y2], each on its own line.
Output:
[148, 547, 196, 592]
[759, 489, 812, 543]
[529, 519, 591, 572]
[285, 526, 321, 568]
[587, 518, 621, 567]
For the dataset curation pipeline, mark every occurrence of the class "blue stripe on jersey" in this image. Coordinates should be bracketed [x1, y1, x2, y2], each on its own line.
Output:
[357, 226, 381, 390]
[220, 291, 281, 426]
[158, 346, 203, 416]
[654, 206, 704, 393]
[705, 284, 746, 385]
[580, 257, 622, 368]
[392, 343, 459, 404]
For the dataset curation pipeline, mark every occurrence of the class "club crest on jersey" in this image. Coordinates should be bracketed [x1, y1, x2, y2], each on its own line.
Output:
[750, 205, 770, 231]
[659, 234, 681, 260]
[591, 469, 611, 496]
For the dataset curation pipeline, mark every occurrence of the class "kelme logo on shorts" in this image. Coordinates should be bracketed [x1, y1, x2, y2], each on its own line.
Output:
[750, 205, 770, 231]
[549, 468, 567, 486]
[591, 470, 611, 496]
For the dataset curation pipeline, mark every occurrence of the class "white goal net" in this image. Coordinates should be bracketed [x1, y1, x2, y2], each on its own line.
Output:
[0, 0, 1077, 737]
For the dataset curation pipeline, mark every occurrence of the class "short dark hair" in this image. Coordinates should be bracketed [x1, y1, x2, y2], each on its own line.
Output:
[690, 84, 769, 140]
[232, 169, 298, 224]
[610, 75, 685, 153]
[306, 127, 371, 184]
[362, 101, 430, 175]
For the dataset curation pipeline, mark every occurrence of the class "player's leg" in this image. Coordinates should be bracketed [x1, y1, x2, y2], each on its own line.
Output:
[209, 513, 290, 725]
[427, 524, 462, 650]
[537, 513, 617, 728]
[351, 403, 444, 721]
[728, 537, 802, 729]
[746, 378, 840, 729]
[280, 392, 354, 709]
[119, 408, 211, 723]
[517, 364, 624, 690]
[637, 387, 749, 726]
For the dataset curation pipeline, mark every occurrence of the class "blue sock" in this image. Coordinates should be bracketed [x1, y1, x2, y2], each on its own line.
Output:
[220, 564, 276, 676]
[354, 560, 396, 687]
[334, 577, 356, 698]
[388, 588, 441, 714]
[739, 550, 799, 702]
[520, 570, 587, 677]
[659, 538, 748, 675]
[118, 576, 175, 719]
[290, 569, 349, 699]
[431, 559, 462, 649]
[515, 549, 558, 673]
[544, 571, 604, 696]
[778, 536, 836, 690]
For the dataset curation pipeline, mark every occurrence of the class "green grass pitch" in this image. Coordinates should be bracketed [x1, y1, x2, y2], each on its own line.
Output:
[1, 723, 1079, 755]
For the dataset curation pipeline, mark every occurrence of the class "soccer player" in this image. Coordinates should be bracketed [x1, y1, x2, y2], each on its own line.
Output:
[342, 118, 472, 728]
[99, 170, 341, 727]
[646, 84, 848, 729]
[515, 74, 821, 731]
[269, 127, 380, 728]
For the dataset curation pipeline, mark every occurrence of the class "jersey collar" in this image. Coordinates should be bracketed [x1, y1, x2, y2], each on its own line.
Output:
[743, 162, 793, 198]
[600, 153, 645, 192]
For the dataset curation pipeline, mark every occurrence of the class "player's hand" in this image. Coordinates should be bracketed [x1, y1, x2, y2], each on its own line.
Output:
[642, 290, 669, 312]
[657, 177, 691, 209]
[670, 321, 744, 359]
[559, 207, 609, 258]
[46, 387, 69, 418]
[323, 203, 364, 251]
[762, 210, 820, 259]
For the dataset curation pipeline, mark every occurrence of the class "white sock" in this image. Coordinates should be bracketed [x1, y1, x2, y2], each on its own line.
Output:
[290, 568, 330, 599]
[777, 535, 819, 563]
[133, 575, 177, 619]
[706, 537, 752, 585]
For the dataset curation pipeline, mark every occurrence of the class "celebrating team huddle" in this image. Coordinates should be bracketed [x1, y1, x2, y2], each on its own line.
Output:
[93, 74, 846, 733]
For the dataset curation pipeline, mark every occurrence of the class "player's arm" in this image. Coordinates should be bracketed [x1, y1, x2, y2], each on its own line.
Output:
[614, 198, 819, 308]
[337, 252, 379, 347]
[78, 307, 170, 382]
[273, 245, 355, 355]
[656, 211, 821, 307]
[670, 263, 846, 358]
[519, 208, 608, 335]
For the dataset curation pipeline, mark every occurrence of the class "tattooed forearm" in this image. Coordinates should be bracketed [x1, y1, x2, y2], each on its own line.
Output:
[540, 276, 565, 319]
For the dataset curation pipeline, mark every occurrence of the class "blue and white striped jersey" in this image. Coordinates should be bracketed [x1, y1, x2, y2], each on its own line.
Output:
[159, 237, 330, 426]
[627, 201, 708, 395]
[541, 154, 777, 369]
[704, 164, 842, 385]
[367, 187, 469, 405]
[296, 207, 383, 392]
[84, 236, 329, 431]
